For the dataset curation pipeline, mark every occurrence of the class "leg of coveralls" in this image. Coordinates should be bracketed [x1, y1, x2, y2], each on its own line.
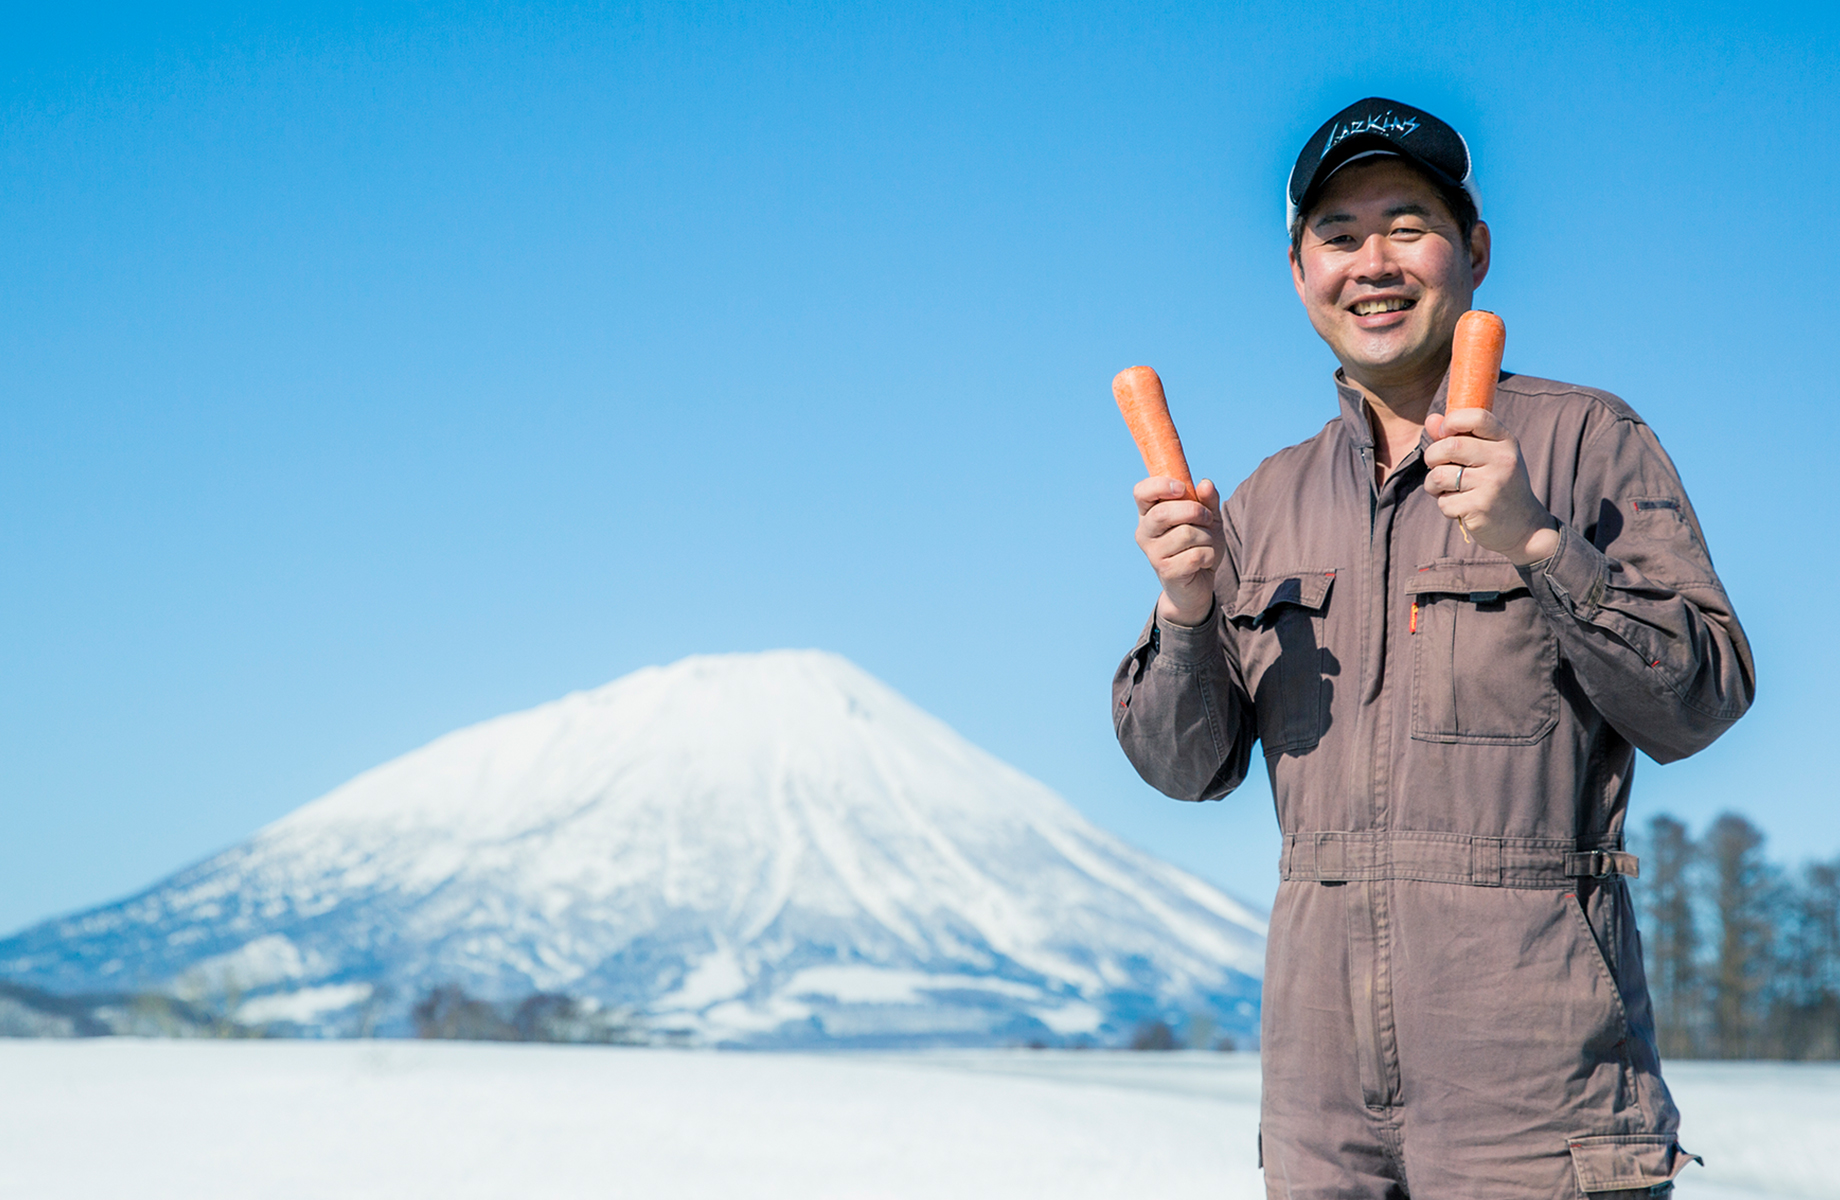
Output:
[1389, 882, 1676, 1200]
[1260, 882, 1409, 1199]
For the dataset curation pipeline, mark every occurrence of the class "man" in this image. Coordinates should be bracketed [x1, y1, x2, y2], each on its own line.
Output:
[1113, 99, 1754, 1200]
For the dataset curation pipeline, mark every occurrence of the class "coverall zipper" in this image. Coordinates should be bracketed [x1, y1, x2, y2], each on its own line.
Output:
[1354, 437, 1423, 1111]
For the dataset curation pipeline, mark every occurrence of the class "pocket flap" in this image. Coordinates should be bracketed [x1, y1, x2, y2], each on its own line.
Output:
[1405, 558, 1529, 600]
[1232, 570, 1335, 621]
[1567, 1134, 1700, 1193]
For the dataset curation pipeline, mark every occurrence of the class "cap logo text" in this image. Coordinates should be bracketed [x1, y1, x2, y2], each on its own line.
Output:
[1321, 111, 1420, 159]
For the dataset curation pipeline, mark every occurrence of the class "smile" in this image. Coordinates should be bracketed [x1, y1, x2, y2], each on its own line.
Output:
[1350, 298, 1415, 316]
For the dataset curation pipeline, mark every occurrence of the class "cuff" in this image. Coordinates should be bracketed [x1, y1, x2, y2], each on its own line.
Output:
[1519, 521, 1609, 622]
[1151, 598, 1223, 667]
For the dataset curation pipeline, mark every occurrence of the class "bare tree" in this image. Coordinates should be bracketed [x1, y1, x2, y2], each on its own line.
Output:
[1129, 1018, 1178, 1051]
[1771, 857, 1840, 1059]
[412, 984, 513, 1040]
[1638, 816, 1840, 1061]
[1639, 814, 1704, 1057]
[1704, 813, 1778, 1058]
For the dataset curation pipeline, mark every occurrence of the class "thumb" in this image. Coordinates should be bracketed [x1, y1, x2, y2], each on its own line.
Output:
[1424, 412, 1446, 440]
[1198, 478, 1222, 509]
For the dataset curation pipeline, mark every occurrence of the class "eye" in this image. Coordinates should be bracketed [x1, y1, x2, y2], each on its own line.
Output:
[1390, 224, 1427, 240]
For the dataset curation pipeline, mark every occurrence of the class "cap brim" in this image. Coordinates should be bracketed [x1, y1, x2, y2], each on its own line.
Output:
[1286, 137, 1481, 232]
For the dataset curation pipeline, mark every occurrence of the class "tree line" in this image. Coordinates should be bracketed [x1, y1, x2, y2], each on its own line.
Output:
[411, 984, 650, 1044]
[1636, 811, 1840, 1060]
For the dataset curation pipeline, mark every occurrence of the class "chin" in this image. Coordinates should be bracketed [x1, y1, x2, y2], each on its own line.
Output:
[1346, 347, 1418, 375]
[1346, 333, 1430, 370]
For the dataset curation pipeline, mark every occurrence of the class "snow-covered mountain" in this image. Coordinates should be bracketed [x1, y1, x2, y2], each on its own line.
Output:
[0, 651, 1265, 1046]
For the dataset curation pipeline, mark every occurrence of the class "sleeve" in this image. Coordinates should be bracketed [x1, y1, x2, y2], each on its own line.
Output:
[1517, 406, 1755, 764]
[1111, 502, 1259, 800]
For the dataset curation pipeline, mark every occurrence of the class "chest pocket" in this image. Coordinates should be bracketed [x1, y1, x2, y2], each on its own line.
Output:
[1406, 559, 1558, 745]
[1230, 570, 1336, 755]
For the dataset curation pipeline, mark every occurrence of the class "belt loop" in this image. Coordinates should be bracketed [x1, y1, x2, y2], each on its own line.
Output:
[1316, 832, 1346, 880]
[1471, 837, 1504, 887]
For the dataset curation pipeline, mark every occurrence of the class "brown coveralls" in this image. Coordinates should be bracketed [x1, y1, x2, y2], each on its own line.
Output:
[1113, 372, 1755, 1200]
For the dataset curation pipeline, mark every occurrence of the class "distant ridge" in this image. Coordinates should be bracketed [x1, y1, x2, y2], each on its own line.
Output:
[0, 651, 1265, 1046]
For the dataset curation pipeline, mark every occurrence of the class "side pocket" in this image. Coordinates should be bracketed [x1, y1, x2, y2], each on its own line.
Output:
[1566, 889, 1632, 1036]
[1567, 1133, 1701, 1195]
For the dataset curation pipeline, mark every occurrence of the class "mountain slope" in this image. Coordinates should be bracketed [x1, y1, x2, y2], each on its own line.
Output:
[0, 651, 1265, 1046]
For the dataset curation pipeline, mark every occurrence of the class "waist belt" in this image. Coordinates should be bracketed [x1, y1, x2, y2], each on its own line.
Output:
[1281, 831, 1639, 889]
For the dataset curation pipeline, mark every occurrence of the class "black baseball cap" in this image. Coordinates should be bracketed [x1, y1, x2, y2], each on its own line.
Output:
[1286, 98, 1481, 232]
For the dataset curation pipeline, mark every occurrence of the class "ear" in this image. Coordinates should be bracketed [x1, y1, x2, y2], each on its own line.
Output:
[1469, 220, 1492, 289]
[1289, 242, 1307, 302]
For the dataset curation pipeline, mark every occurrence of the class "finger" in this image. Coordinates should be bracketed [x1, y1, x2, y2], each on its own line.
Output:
[1134, 475, 1191, 515]
[1426, 464, 1464, 496]
[1437, 407, 1509, 442]
[1424, 463, 1463, 496]
[1434, 490, 1478, 524]
[1134, 476, 1187, 509]
[1158, 543, 1220, 578]
[1145, 509, 1217, 542]
[1139, 499, 1217, 539]
[1149, 500, 1225, 541]
[1422, 437, 1493, 470]
[1147, 529, 1219, 570]
[1424, 412, 1446, 441]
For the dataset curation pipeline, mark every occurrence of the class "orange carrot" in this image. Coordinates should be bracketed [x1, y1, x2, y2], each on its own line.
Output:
[1112, 366, 1197, 502]
[1447, 309, 1506, 412]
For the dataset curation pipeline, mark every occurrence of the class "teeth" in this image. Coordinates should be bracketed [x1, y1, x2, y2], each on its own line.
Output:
[1352, 298, 1412, 316]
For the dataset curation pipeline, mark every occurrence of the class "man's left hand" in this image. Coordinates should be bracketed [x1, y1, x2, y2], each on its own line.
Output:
[1423, 409, 1562, 566]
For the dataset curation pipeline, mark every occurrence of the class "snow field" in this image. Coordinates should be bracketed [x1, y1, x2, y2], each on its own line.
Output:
[0, 1041, 1829, 1200]
[1663, 1062, 1840, 1200]
[0, 1041, 1261, 1200]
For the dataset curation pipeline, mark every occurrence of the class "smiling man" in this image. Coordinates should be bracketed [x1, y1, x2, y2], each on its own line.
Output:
[1112, 99, 1754, 1199]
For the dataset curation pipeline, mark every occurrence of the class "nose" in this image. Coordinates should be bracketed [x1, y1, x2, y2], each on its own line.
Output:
[1353, 233, 1397, 283]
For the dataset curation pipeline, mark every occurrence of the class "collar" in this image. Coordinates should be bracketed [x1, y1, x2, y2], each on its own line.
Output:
[1333, 367, 1452, 456]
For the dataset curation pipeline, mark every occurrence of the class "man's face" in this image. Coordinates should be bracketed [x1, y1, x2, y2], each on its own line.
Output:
[1288, 158, 1490, 390]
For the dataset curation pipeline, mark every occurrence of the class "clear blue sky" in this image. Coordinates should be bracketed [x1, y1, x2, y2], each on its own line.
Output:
[2, 1, 1834, 934]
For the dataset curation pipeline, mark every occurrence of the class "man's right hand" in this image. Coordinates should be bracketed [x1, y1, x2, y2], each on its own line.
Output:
[1133, 476, 1225, 627]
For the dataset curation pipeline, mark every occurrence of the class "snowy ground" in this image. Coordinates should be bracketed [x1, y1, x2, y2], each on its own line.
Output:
[0, 1041, 1830, 1200]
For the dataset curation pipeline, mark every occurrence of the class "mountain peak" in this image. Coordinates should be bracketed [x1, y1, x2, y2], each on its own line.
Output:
[0, 652, 1264, 1047]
